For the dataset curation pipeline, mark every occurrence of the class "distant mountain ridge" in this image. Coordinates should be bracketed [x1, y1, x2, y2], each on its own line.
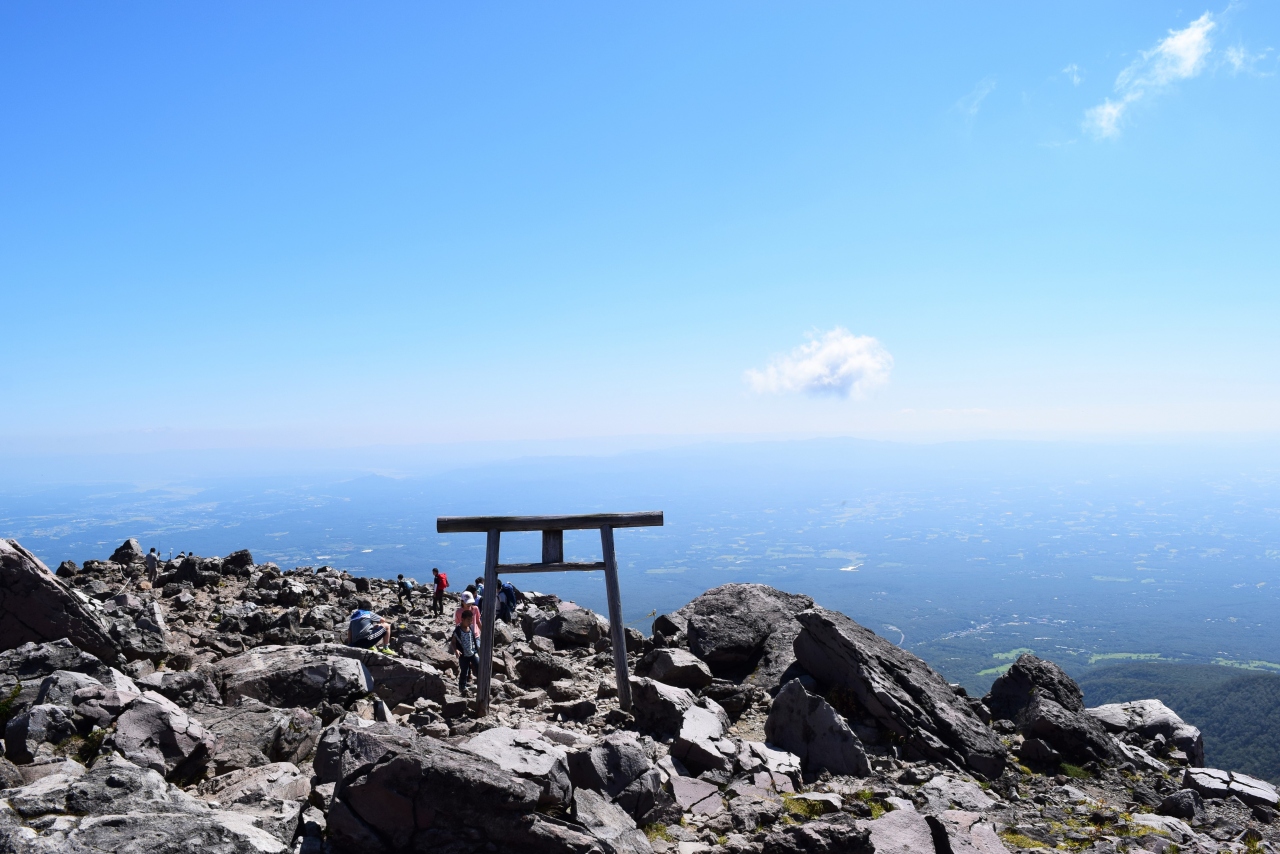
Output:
[1079, 661, 1280, 784]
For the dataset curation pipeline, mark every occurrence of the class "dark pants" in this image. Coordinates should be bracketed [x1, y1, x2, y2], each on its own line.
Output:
[432, 589, 444, 615]
[458, 654, 479, 693]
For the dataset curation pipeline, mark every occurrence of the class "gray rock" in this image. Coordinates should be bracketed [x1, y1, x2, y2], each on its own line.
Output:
[0, 757, 22, 789]
[648, 649, 713, 691]
[0, 540, 121, 664]
[33, 669, 103, 707]
[462, 726, 573, 807]
[534, 607, 608, 648]
[325, 718, 601, 853]
[71, 683, 141, 730]
[629, 677, 695, 736]
[1158, 789, 1204, 821]
[224, 797, 304, 846]
[1184, 767, 1278, 808]
[0, 753, 289, 853]
[858, 808, 934, 853]
[197, 761, 311, 805]
[1087, 699, 1205, 767]
[1017, 736, 1061, 765]
[924, 810, 1006, 854]
[516, 651, 577, 688]
[110, 538, 146, 565]
[4, 703, 77, 764]
[675, 584, 814, 692]
[670, 700, 732, 775]
[113, 693, 218, 781]
[918, 775, 997, 814]
[984, 654, 1116, 764]
[214, 644, 374, 707]
[670, 776, 723, 815]
[197, 698, 322, 774]
[1019, 692, 1117, 765]
[568, 731, 654, 798]
[764, 816, 872, 854]
[573, 787, 654, 854]
[793, 607, 1006, 778]
[137, 668, 222, 706]
[764, 679, 870, 777]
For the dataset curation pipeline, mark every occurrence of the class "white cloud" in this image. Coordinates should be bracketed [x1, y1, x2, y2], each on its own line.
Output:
[955, 77, 997, 121]
[1063, 63, 1082, 86]
[1226, 44, 1274, 75]
[746, 328, 893, 399]
[1084, 12, 1216, 138]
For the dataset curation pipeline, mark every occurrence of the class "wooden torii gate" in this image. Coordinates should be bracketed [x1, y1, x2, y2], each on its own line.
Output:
[435, 511, 664, 715]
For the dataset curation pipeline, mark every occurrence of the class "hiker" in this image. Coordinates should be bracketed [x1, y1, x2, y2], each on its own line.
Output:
[452, 605, 481, 696]
[144, 548, 159, 584]
[497, 580, 521, 623]
[474, 576, 485, 610]
[431, 567, 448, 616]
[396, 574, 414, 606]
[347, 608, 392, 651]
[454, 591, 482, 632]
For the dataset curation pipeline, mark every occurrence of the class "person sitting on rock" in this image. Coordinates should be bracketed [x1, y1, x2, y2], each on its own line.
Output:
[347, 608, 392, 651]
[452, 605, 481, 696]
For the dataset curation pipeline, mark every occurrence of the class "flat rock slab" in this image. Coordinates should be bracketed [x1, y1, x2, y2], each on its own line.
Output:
[1088, 699, 1204, 766]
[765, 679, 870, 777]
[919, 775, 997, 814]
[1185, 767, 1279, 807]
[926, 810, 1006, 854]
[671, 776, 724, 815]
[462, 727, 571, 807]
[860, 808, 936, 854]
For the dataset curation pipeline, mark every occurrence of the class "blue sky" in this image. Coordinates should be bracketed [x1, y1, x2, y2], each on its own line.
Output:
[2, 2, 1278, 453]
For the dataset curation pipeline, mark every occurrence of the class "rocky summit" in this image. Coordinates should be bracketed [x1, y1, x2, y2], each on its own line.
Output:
[1, 538, 1277, 854]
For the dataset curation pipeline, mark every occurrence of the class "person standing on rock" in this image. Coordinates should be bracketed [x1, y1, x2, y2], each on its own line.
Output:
[396, 574, 414, 606]
[451, 605, 481, 696]
[145, 548, 159, 584]
[431, 567, 447, 616]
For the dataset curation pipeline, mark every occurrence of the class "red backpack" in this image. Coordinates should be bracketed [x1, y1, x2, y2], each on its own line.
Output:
[437, 572, 449, 590]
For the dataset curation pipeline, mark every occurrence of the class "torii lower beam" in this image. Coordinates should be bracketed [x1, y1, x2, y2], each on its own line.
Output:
[436, 511, 664, 716]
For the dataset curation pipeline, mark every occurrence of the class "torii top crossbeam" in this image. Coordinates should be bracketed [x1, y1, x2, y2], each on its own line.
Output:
[435, 511, 664, 715]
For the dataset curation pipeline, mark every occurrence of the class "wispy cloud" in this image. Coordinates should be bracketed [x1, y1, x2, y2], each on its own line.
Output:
[955, 77, 997, 122]
[1225, 44, 1273, 75]
[746, 328, 893, 399]
[1063, 63, 1083, 86]
[1084, 12, 1216, 138]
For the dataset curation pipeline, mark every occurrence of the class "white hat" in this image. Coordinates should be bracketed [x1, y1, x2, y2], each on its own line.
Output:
[461, 591, 474, 604]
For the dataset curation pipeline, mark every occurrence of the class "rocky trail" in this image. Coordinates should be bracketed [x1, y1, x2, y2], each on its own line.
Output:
[1, 536, 1276, 853]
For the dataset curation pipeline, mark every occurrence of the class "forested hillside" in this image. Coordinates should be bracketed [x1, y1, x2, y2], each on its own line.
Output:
[1080, 662, 1280, 784]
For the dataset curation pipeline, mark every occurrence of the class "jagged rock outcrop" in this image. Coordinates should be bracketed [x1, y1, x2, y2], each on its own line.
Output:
[793, 607, 1006, 778]
[463, 726, 573, 807]
[0, 540, 120, 664]
[984, 654, 1116, 765]
[195, 698, 322, 774]
[112, 692, 218, 781]
[765, 679, 870, 777]
[1087, 698, 1205, 766]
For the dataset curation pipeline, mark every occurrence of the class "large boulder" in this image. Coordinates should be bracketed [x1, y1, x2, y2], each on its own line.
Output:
[113, 692, 218, 782]
[534, 607, 607, 649]
[572, 787, 653, 854]
[629, 677, 695, 736]
[925, 810, 1006, 854]
[196, 698, 322, 774]
[324, 718, 603, 853]
[647, 648, 713, 691]
[671, 700, 732, 775]
[0, 753, 289, 853]
[764, 679, 870, 777]
[568, 732, 654, 799]
[0, 639, 117, 727]
[0, 539, 121, 664]
[983, 654, 1115, 765]
[793, 607, 1006, 778]
[666, 584, 813, 691]
[110, 538, 146, 565]
[516, 652, 577, 688]
[214, 644, 373, 707]
[1087, 699, 1205, 766]
[4, 703, 78, 764]
[136, 669, 222, 706]
[34, 669, 104, 707]
[462, 727, 572, 807]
